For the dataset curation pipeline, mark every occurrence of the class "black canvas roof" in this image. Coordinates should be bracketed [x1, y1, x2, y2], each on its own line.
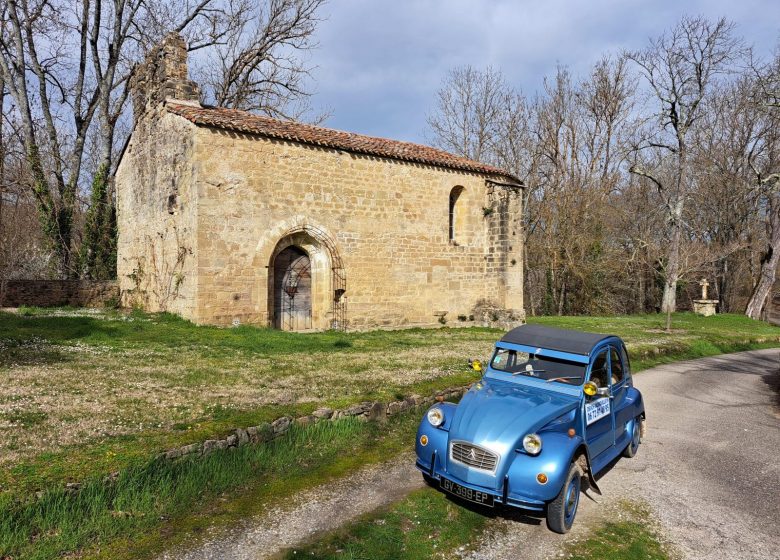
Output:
[499, 324, 615, 356]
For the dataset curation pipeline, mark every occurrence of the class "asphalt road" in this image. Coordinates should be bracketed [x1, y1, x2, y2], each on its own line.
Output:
[622, 348, 780, 559]
[161, 349, 780, 560]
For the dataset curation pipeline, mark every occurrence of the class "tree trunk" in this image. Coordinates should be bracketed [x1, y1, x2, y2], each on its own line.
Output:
[557, 273, 566, 316]
[746, 192, 780, 320]
[661, 156, 686, 315]
[661, 218, 681, 314]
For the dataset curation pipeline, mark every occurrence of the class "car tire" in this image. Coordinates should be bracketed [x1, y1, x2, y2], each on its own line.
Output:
[622, 415, 642, 458]
[546, 462, 582, 534]
[422, 473, 437, 487]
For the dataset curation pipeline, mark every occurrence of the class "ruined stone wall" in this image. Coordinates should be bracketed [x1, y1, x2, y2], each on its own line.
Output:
[115, 110, 199, 315]
[190, 126, 524, 328]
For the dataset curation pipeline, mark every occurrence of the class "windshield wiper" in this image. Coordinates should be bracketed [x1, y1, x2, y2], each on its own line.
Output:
[545, 376, 582, 383]
[513, 368, 546, 377]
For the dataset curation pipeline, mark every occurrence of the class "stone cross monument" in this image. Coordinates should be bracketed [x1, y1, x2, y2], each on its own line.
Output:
[693, 278, 718, 316]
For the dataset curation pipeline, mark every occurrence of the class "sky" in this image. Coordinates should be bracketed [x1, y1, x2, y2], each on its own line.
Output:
[304, 0, 780, 144]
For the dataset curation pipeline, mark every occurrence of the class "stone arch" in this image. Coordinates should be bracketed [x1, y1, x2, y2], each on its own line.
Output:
[257, 217, 346, 331]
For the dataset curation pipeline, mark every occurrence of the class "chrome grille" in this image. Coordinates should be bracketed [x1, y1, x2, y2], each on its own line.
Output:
[450, 441, 499, 472]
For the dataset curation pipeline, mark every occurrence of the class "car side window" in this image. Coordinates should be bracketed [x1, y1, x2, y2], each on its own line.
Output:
[620, 344, 631, 376]
[609, 347, 626, 385]
[589, 350, 609, 388]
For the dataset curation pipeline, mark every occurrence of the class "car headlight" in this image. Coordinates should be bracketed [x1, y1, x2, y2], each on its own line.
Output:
[427, 407, 445, 427]
[523, 433, 542, 455]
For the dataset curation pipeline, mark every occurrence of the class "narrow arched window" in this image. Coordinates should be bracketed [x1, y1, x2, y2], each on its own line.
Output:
[448, 186, 465, 243]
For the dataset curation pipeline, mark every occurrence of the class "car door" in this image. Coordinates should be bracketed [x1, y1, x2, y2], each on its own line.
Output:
[608, 346, 628, 444]
[584, 348, 614, 460]
[609, 346, 633, 446]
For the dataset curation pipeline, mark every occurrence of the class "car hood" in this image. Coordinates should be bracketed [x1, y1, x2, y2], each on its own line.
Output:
[449, 377, 578, 451]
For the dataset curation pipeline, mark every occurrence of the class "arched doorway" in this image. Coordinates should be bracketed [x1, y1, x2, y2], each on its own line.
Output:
[272, 246, 312, 330]
[263, 222, 346, 331]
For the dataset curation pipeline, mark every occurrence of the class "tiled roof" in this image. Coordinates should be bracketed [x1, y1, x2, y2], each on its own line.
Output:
[166, 102, 520, 183]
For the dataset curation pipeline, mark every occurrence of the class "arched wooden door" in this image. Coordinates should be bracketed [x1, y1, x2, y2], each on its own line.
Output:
[272, 246, 312, 330]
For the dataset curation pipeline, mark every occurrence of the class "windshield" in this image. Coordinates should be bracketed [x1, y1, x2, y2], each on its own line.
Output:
[490, 348, 586, 385]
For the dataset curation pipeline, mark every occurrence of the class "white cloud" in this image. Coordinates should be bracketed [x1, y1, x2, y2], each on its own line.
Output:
[305, 0, 779, 143]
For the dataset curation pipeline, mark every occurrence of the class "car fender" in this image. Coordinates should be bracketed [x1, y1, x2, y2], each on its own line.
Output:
[628, 386, 645, 418]
[505, 432, 598, 502]
[415, 403, 457, 474]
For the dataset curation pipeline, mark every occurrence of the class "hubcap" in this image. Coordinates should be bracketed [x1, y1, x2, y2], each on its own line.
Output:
[631, 420, 640, 451]
[564, 476, 580, 525]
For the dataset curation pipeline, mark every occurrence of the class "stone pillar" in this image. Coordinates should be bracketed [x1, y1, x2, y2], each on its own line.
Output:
[693, 278, 718, 316]
[130, 32, 201, 123]
[482, 179, 525, 326]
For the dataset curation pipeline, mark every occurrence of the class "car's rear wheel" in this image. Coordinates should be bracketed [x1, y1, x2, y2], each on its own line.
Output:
[546, 462, 581, 534]
[622, 415, 642, 458]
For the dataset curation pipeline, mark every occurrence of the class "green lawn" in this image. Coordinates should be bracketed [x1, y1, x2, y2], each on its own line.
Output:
[1, 414, 423, 560]
[563, 501, 674, 560]
[1, 309, 777, 496]
[0, 308, 774, 558]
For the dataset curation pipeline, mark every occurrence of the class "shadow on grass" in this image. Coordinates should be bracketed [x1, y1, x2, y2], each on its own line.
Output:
[0, 344, 69, 368]
[0, 311, 485, 356]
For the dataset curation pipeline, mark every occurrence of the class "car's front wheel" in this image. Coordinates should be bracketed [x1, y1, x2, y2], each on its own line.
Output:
[422, 473, 437, 487]
[546, 462, 581, 534]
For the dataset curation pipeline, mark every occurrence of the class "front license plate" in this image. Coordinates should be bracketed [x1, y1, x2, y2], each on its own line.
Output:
[440, 477, 495, 507]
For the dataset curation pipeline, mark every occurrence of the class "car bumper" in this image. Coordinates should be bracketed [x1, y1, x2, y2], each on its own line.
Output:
[415, 458, 546, 512]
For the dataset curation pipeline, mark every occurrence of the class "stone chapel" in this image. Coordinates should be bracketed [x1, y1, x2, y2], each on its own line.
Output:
[115, 33, 525, 330]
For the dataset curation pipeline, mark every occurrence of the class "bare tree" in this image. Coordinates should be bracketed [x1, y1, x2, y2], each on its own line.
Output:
[628, 16, 744, 326]
[199, 0, 327, 120]
[0, 0, 327, 279]
[744, 60, 780, 318]
[426, 66, 509, 162]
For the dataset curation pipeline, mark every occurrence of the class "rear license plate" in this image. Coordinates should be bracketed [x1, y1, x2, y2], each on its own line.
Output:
[439, 477, 495, 507]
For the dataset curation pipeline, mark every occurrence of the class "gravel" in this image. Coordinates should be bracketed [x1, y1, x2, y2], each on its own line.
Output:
[159, 452, 426, 560]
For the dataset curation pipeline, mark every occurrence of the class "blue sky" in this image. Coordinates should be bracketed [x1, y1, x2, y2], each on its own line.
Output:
[305, 0, 779, 143]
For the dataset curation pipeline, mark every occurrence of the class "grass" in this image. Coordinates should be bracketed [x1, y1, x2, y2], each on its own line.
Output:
[563, 501, 674, 560]
[0, 412, 422, 560]
[1, 309, 777, 496]
[281, 488, 489, 560]
[286, 492, 672, 560]
[0, 308, 775, 558]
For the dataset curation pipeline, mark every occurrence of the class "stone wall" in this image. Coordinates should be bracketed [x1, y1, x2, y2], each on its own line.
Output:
[0, 280, 118, 307]
[130, 32, 200, 124]
[187, 127, 524, 329]
[116, 110, 199, 316]
[158, 385, 468, 463]
[116, 34, 525, 331]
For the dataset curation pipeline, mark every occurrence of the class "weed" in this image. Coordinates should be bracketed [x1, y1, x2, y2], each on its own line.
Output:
[0, 414, 420, 560]
[564, 501, 673, 560]
[284, 488, 488, 560]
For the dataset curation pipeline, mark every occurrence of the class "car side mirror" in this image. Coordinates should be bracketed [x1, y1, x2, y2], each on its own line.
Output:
[584, 381, 610, 398]
[469, 359, 483, 372]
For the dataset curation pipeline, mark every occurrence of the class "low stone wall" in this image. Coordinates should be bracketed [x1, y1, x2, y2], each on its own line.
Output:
[0, 280, 119, 308]
[158, 385, 469, 462]
[57, 385, 469, 495]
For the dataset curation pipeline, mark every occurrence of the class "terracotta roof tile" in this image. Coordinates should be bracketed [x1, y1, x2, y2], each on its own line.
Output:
[166, 102, 520, 183]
